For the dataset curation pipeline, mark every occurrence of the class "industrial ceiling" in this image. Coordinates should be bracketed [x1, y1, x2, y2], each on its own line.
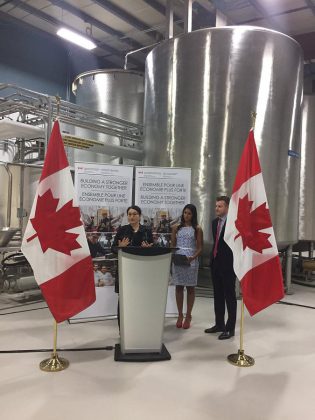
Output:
[1, 0, 315, 69]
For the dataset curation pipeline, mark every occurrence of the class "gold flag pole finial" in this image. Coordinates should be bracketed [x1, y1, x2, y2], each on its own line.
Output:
[251, 111, 257, 130]
[39, 320, 69, 372]
[227, 298, 255, 367]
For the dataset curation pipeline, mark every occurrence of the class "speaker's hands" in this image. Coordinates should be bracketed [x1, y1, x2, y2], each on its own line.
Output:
[141, 241, 153, 248]
[118, 237, 130, 247]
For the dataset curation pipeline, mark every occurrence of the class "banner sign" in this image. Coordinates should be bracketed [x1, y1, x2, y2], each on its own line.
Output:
[135, 166, 191, 246]
[73, 162, 133, 319]
[73, 164, 191, 320]
[75, 162, 133, 232]
[135, 166, 191, 316]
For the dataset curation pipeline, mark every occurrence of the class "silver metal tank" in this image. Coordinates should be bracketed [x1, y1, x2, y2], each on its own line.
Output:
[299, 95, 315, 242]
[71, 69, 144, 165]
[144, 26, 303, 253]
[0, 163, 41, 235]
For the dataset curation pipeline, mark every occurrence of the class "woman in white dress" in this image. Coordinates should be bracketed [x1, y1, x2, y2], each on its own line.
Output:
[171, 204, 203, 329]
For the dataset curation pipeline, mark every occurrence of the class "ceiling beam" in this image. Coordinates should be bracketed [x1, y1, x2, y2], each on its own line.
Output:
[143, 0, 216, 30]
[142, 0, 166, 16]
[0, 0, 13, 8]
[4, 0, 143, 68]
[142, 0, 183, 26]
[294, 31, 315, 60]
[91, 0, 163, 41]
[193, 2, 216, 29]
[48, 0, 144, 50]
[204, 0, 234, 24]
[246, 0, 286, 32]
[208, 0, 230, 13]
[0, 10, 116, 69]
[304, 0, 315, 16]
[239, 6, 309, 24]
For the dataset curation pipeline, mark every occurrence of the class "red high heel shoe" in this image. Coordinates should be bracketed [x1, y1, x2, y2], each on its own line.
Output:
[183, 315, 192, 329]
[176, 315, 183, 328]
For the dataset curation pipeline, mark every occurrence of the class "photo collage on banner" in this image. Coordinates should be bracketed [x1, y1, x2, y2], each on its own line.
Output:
[71, 162, 133, 320]
[135, 167, 191, 313]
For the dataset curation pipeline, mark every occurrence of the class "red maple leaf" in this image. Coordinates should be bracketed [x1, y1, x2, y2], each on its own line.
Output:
[234, 194, 273, 253]
[27, 189, 82, 255]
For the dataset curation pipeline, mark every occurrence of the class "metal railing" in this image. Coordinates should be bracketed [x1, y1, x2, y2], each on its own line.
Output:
[0, 83, 143, 146]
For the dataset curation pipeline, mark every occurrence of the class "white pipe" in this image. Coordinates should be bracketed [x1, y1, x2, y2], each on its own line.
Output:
[2, 163, 12, 227]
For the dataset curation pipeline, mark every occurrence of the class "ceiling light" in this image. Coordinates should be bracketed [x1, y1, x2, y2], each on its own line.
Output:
[57, 28, 96, 50]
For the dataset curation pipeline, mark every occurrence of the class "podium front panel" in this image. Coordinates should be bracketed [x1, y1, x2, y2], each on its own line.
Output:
[119, 250, 171, 353]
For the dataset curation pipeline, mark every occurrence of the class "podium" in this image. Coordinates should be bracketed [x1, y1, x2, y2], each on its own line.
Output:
[114, 247, 173, 362]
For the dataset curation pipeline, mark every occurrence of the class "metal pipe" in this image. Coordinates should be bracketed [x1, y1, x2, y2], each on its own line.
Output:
[309, 241, 314, 259]
[166, 0, 174, 39]
[91, 142, 143, 160]
[19, 165, 25, 231]
[124, 43, 159, 70]
[285, 245, 293, 294]
[58, 117, 143, 142]
[3, 163, 12, 227]
[216, 9, 228, 26]
[184, 0, 193, 33]
[46, 97, 52, 156]
[0, 161, 43, 169]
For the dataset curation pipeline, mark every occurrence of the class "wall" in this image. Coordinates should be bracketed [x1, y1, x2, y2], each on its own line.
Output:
[0, 18, 104, 101]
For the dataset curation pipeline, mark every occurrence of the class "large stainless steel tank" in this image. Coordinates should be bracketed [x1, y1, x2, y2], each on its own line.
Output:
[299, 95, 315, 242]
[0, 163, 41, 233]
[71, 69, 144, 165]
[144, 26, 303, 252]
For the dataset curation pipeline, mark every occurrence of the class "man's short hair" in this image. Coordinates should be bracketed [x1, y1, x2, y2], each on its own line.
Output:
[216, 196, 230, 206]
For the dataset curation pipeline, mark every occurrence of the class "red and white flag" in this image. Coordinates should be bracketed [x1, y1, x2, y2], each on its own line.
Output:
[224, 129, 284, 315]
[21, 121, 95, 322]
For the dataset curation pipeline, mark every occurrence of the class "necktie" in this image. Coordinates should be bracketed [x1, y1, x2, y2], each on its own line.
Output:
[213, 219, 221, 258]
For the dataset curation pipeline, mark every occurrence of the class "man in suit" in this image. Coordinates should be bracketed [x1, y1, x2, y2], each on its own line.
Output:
[205, 196, 237, 340]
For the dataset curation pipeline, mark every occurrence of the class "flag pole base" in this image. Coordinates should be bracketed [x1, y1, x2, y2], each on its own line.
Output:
[39, 353, 69, 372]
[227, 349, 255, 367]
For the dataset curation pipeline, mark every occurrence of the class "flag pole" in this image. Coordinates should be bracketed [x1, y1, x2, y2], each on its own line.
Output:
[251, 111, 257, 129]
[40, 320, 69, 372]
[227, 298, 255, 367]
[227, 111, 257, 367]
[38, 96, 69, 372]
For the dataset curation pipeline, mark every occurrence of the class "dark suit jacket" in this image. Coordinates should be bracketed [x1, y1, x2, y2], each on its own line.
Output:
[88, 240, 106, 258]
[111, 224, 153, 293]
[210, 218, 235, 276]
[112, 224, 153, 249]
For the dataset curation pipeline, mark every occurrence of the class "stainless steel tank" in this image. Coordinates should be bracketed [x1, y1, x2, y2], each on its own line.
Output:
[71, 69, 144, 165]
[299, 95, 315, 242]
[0, 163, 41, 236]
[144, 26, 303, 253]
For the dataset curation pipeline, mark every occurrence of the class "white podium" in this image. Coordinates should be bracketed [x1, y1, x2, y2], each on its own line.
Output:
[114, 247, 173, 362]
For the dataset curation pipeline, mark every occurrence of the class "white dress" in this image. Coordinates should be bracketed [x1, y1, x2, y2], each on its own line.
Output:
[172, 226, 199, 286]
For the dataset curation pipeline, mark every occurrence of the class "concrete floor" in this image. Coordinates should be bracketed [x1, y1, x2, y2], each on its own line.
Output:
[1, 283, 315, 420]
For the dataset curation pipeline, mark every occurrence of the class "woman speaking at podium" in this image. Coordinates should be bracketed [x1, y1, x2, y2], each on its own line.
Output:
[171, 204, 203, 329]
[112, 205, 153, 258]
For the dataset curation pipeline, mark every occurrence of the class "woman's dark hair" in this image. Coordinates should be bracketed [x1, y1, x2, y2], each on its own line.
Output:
[127, 205, 142, 216]
[178, 204, 198, 236]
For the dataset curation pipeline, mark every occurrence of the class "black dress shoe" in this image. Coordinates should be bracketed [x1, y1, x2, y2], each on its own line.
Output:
[218, 331, 235, 340]
[204, 325, 224, 334]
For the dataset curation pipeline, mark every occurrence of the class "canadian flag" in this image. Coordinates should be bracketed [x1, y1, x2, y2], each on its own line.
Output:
[21, 121, 95, 322]
[224, 129, 284, 315]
